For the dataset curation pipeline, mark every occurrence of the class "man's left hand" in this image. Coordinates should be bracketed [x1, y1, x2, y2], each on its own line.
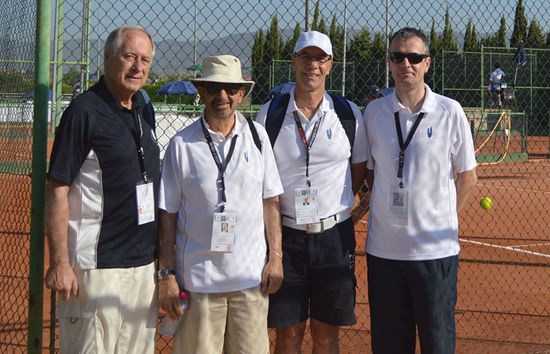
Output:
[261, 257, 283, 294]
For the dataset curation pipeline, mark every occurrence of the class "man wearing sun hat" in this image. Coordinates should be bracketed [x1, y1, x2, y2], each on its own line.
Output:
[255, 31, 367, 353]
[157, 54, 284, 353]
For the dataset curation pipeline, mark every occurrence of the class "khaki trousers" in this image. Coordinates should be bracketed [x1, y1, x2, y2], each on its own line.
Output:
[172, 285, 269, 354]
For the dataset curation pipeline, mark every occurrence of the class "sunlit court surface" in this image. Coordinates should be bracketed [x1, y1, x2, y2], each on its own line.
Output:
[2, 0, 550, 351]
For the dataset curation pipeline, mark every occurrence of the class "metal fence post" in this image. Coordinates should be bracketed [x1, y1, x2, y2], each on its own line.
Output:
[27, 0, 51, 352]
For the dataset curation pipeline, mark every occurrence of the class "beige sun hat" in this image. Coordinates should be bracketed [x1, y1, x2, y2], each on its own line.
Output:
[191, 55, 255, 97]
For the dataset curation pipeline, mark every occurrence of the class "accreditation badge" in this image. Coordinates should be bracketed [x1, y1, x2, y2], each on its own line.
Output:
[211, 210, 238, 252]
[294, 186, 320, 224]
[387, 184, 409, 226]
[136, 181, 155, 225]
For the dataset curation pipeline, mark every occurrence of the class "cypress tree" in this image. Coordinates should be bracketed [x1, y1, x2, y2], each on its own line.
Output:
[526, 18, 545, 48]
[329, 16, 344, 62]
[311, 0, 320, 31]
[283, 23, 301, 59]
[441, 7, 458, 52]
[495, 16, 507, 47]
[510, 0, 528, 47]
[463, 19, 474, 52]
[318, 17, 327, 35]
[429, 19, 441, 57]
[264, 15, 282, 63]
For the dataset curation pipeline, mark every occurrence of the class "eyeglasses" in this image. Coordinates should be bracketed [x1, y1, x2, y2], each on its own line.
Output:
[293, 53, 332, 64]
[204, 83, 243, 96]
[389, 52, 429, 64]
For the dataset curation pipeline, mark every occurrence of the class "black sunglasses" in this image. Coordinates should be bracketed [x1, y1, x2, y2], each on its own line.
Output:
[204, 82, 243, 96]
[389, 52, 429, 64]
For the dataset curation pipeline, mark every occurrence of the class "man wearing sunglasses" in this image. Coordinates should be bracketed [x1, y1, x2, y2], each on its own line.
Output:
[158, 55, 284, 353]
[256, 31, 367, 354]
[363, 27, 478, 353]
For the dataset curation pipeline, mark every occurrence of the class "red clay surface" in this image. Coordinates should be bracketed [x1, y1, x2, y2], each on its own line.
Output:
[1, 137, 549, 353]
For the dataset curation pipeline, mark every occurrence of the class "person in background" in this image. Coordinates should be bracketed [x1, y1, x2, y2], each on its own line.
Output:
[488, 62, 505, 107]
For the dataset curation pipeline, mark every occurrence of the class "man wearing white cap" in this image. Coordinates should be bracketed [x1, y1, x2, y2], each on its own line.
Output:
[158, 55, 284, 353]
[256, 31, 367, 353]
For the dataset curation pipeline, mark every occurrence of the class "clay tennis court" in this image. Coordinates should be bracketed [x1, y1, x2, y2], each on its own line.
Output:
[0, 134, 549, 353]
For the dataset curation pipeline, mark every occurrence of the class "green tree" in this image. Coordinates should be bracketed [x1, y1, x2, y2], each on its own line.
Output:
[526, 18, 545, 48]
[429, 19, 442, 57]
[481, 34, 497, 47]
[510, 0, 528, 47]
[252, 30, 266, 69]
[318, 17, 327, 35]
[546, 31, 550, 48]
[329, 16, 344, 62]
[283, 23, 301, 59]
[372, 32, 386, 60]
[251, 30, 267, 103]
[264, 15, 282, 63]
[348, 28, 372, 61]
[495, 16, 507, 47]
[311, 0, 320, 31]
[463, 19, 475, 52]
[348, 28, 373, 101]
[440, 7, 458, 52]
[63, 67, 81, 86]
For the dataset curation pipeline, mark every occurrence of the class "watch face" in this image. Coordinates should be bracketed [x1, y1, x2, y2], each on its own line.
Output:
[158, 268, 168, 279]
[158, 268, 174, 280]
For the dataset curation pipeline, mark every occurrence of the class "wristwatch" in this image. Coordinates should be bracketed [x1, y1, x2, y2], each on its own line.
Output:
[157, 267, 175, 280]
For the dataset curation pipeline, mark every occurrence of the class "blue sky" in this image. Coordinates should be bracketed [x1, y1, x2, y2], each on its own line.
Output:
[58, 0, 550, 41]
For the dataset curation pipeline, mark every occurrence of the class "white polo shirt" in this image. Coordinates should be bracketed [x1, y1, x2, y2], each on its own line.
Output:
[159, 112, 283, 293]
[255, 89, 367, 219]
[364, 85, 477, 261]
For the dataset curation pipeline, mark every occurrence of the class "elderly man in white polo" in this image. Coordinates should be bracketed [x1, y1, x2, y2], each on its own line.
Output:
[157, 54, 284, 354]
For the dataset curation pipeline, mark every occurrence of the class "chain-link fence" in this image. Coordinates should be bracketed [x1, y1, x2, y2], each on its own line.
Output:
[0, 0, 41, 352]
[1, 0, 549, 352]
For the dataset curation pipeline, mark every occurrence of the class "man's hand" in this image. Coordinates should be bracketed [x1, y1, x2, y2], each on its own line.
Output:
[159, 276, 184, 319]
[261, 256, 283, 294]
[45, 263, 78, 301]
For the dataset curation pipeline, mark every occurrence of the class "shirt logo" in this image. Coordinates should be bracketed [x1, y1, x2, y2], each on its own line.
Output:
[427, 127, 433, 138]
[244, 151, 249, 162]
[326, 128, 332, 140]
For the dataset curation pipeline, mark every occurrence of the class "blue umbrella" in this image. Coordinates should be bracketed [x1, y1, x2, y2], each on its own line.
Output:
[157, 81, 197, 95]
[25, 89, 52, 99]
[380, 87, 394, 97]
[268, 82, 295, 97]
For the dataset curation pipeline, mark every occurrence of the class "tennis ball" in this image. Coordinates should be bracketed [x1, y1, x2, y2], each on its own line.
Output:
[480, 196, 493, 210]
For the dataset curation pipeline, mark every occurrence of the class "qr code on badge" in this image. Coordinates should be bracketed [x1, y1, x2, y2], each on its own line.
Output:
[392, 192, 405, 207]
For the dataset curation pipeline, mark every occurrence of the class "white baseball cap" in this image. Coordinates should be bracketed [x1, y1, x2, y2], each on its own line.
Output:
[293, 31, 333, 57]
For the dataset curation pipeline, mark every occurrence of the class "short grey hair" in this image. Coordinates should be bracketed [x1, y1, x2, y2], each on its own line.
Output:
[104, 25, 155, 58]
[390, 27, 430, 55]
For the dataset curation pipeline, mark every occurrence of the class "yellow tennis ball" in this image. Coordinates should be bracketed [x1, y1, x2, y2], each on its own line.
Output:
[480, 196, 493, 210]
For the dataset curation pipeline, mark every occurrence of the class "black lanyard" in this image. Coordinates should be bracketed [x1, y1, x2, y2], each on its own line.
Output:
[200, 118, 238, 212]
[292, 111, 323, 187]
[394, 111, 425, 188]
[119, 109, 149, 182]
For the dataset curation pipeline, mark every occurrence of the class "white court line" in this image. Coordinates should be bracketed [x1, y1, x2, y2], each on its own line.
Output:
[512, 241, 550, 248]
[460, 238, 550, 259]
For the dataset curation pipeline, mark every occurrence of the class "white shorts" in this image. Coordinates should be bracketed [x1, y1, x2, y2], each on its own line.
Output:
[57, 261, 158, 354]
